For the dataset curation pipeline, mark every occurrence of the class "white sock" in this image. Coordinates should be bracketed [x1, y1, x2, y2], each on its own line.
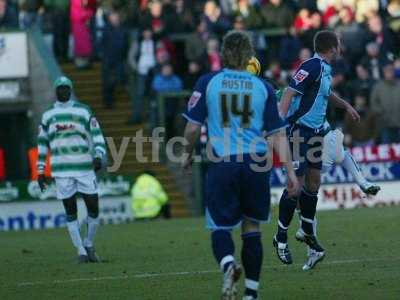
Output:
[83, 216, 99, 248]
[341, 151, 368, 188]
[67, 220, 87, 256]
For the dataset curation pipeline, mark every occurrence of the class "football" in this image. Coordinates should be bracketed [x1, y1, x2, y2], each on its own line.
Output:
[246, 56, 261, 76]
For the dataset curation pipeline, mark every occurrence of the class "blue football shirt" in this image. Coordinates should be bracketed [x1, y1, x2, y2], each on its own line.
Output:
[182, 68, 285, 157]
[286, 53, 332, 129]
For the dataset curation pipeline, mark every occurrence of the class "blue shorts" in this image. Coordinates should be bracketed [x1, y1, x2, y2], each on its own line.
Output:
[288, 124, 324, 177]
[205, 154, 271, 230]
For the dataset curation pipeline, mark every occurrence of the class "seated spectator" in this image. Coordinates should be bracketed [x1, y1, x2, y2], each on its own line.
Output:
[206, 37, 222, 72]
[261, 0, 294, 29]
[370, 63, 400, 143]
[101, 11, 128, 109]
[344, 94, 377, 147]
[232, 0, 263, 30]
[0, 0, 18, 28]
[201, 0, 231, 35]
[360, 42, 389, 80]
[335, 6, 366, 63]
[151, 63, 183, 136]
[185, 20, 208, 62]
[350, 64, 376, 99]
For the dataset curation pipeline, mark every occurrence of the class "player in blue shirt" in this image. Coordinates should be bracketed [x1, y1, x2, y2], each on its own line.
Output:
[182, 31, 299, 300]
[273, 30, 360, 269]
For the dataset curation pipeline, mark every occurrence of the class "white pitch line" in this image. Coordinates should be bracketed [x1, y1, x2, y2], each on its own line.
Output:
[16, 257, 400, 287]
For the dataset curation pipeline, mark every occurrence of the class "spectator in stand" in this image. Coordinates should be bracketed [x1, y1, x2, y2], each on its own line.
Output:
[370, 62, 400, 143]
[127, 28, 157, 124]
[0, 0, 18, 28]
[151, 63, 183, 137]
[18, 0, 44, 29]
[294, 8, 312, 32]
[350, 64, 376, 99]
[291, 47, 312, 73]
[279, 27, 302, 70]
[232, 0, 263, 30]
[360, 42, 389, 80]
[101, 11, 128, 109]
[206, 37, 222, 71]
[261, 0, 294, 29]
[139, 1, 173, 36]
[335, 6, 366, 64]
[183, 60, 204, 90]
[264, 60, 288, 87]
[44, 0, 69, 62]
[343, 93, 378, 147]
[185, 19, 208, 62]
[321, 0, 343, 28]
[219, 0, 236, 16]
[387, 0, 400, 37]
[201, 0, 231, 35]
[365, 13, 395, 55]
[354, 0, 379, 23]
[172, 0, 195, 33]
[300, 11, 323, 50]
[70, 0, 96, 69]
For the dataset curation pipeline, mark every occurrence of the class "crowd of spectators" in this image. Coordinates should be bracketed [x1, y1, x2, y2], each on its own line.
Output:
[1, 0, 400, 145]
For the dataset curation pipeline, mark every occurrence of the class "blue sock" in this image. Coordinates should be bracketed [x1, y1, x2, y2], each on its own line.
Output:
[211, 230, 235, 272]
[241, 232, 262, 298]
[299, 187, 318, 235]
[276, 189, 297, 243]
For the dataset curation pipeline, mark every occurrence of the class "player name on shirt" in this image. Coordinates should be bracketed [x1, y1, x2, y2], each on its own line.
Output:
[222, 79, 253, 90]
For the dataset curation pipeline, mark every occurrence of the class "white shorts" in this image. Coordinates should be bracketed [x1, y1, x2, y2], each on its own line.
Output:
[54, 172, 98, 200]
[322, 129, 346, 173]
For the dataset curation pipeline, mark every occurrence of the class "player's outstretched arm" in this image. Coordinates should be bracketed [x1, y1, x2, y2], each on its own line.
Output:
[270, 129, 300, 197]
[328, 92, 360, 122]
[182, 122, 201, 173]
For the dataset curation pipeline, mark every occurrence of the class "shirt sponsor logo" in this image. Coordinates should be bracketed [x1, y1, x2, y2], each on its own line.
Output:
[293, 69, 309, 85]
[188, 91, 201, 110]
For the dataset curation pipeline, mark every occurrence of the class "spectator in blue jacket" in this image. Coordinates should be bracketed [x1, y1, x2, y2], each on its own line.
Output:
[151, 63, 183, 137]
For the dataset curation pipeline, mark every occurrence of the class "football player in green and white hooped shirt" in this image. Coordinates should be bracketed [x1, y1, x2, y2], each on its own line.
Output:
[37, 76, 106, 263]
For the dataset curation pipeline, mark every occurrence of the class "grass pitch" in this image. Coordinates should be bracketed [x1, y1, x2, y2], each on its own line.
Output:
[1, 206, 400, 300]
